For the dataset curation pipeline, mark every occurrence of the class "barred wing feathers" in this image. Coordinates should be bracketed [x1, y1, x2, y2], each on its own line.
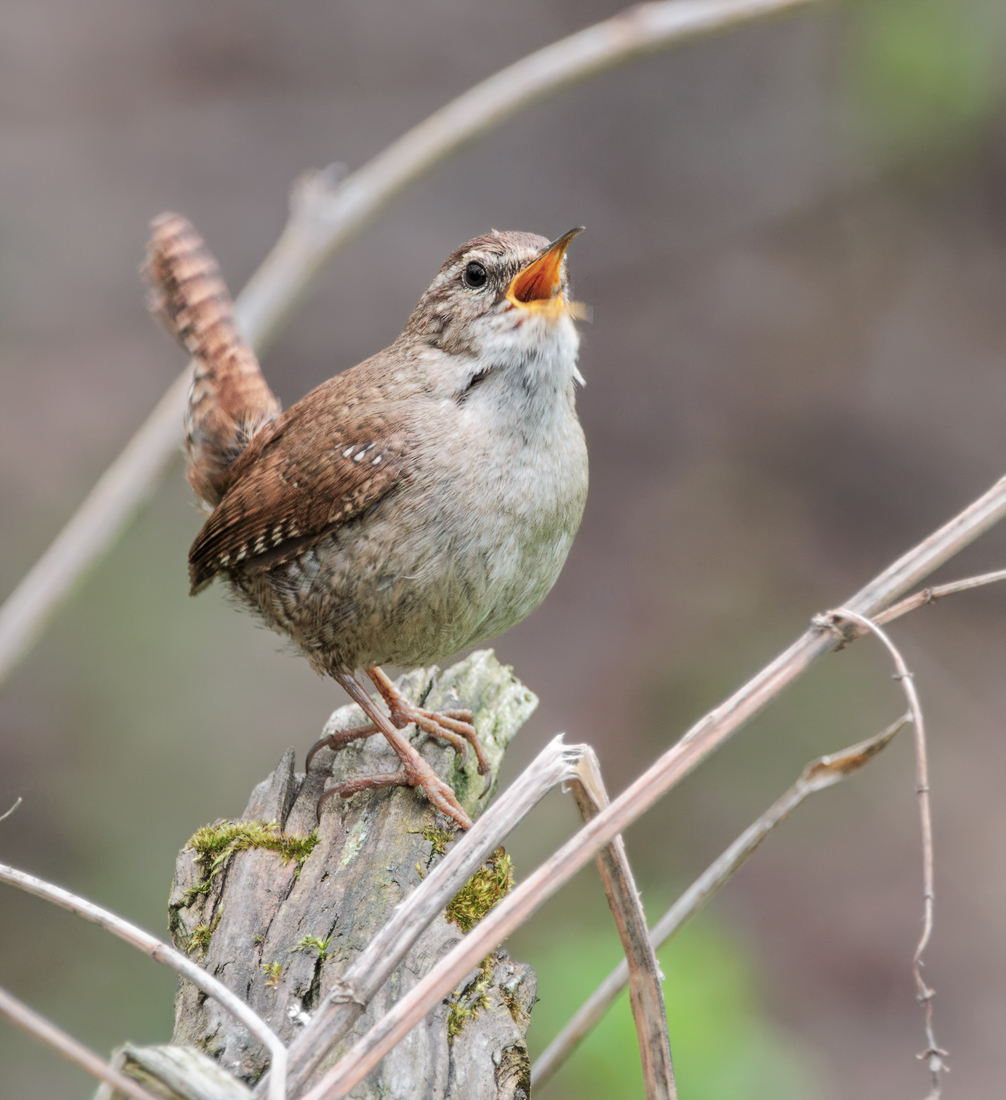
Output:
[188, 385, 412, 592]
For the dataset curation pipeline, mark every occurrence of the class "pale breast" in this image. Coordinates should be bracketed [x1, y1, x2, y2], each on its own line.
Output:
[227, 340, 588, 674]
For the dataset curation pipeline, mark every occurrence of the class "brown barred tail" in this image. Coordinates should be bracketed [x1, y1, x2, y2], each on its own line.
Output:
[143, 212, 281, 509]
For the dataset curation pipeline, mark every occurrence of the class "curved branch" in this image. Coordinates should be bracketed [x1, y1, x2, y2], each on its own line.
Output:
[0, 984, 163, 1100]
[0, 862, 287, 1100]
[827, 609, 946, 1097]
[236, 0, 822, 351]
[0, 797, 22, 823]
[0, 0, 822, 692]
[0, 372, 189, 690]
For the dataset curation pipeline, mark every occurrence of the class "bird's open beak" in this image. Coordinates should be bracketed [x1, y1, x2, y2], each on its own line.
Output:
[506, 227, 585, 315]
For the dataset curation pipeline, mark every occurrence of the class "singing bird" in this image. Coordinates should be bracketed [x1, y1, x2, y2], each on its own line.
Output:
[146, 215, 588, 829]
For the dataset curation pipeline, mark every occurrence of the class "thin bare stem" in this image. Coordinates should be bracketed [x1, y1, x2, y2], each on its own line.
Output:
[236, 0, 821, 350]
[567, 749, 676, 1100]
[265, 735, 589, 1098]
[0, 372, 190, 691]
[299, 473, 1006, 1100]
[0, 0, 822, 694]
[874, 567, 1006, 626]
[0, 797, 22, 823]
[532, 715, 908, 1090]
[0, 862, 287, 1100]
[827, 609, 946, 1098]
[0, 984, 163, 1100]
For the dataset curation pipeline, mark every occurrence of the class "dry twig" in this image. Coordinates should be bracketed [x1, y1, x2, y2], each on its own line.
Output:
[235, 0, 821, 351]
[825, 609, 946, 1098]
[297, 472, 1006, 1100]
[566, 749, 676, 1100]
[531, 715, 908, 1090]
[875, 566, 1006, 626]
[0, 797, 22, 823]
[0, 984, 163, 1100]
[0, 0, 823, 693]
[0, 861, 288, 1100]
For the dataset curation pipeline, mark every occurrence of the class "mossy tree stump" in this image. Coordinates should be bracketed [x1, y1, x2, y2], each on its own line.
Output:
[167, 651, 539, 1100]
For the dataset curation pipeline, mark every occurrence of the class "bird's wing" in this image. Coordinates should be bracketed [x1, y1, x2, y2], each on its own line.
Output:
[187, 377, 413, 593]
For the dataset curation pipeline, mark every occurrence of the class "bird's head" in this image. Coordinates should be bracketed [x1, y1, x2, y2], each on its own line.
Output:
[404, 228, 587, 391]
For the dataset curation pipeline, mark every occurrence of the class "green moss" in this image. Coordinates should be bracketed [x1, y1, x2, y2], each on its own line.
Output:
[443, 849, 513, 1038]
[446, 956, 494, 1039]
[188, 819, 318, 877]
[445, 848, 513, 933]
[179, 819, 318, 904]
[291, 935, 329, 962]
[262, 960, 283, 987]
[422, 824, 454, 856]
[173, 820, 320, 941]
[500, 985, 527, 1029]
[185, 912, 222, 957]
[177, 878, 212, 909]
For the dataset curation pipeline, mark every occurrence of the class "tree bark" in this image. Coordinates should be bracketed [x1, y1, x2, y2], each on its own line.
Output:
[165, 651, 538, 1100]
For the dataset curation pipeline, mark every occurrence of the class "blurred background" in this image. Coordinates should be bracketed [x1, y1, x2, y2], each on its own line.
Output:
[2, 0, 1006, 1096]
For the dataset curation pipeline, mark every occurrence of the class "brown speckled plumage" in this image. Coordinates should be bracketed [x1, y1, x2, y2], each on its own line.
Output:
[145, 213, 281, 507]
[145, 215, 588, 827]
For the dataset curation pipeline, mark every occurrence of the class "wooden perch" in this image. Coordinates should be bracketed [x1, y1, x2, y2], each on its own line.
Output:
[153, 650, 537, 1100]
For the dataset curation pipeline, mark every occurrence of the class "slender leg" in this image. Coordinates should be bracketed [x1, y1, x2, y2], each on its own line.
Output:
[305, 718, 471, 795]
[366, 666, 492, 795]
[328, 672, 473, 830]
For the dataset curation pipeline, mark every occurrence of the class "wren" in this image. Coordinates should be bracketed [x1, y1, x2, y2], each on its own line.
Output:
[145, 214, 588, 829]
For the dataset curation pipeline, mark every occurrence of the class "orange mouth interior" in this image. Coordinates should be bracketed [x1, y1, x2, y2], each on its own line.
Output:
[506, 227, 584, 315]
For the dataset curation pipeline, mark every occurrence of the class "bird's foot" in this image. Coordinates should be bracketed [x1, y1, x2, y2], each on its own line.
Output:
[367, 666, 492, 796]
[306, 716, 477, 826]
[317, 760, 470, 828]
[307, 715, 485, 825]
[316, 670, 475, 830]
[305, 722, 379, 773]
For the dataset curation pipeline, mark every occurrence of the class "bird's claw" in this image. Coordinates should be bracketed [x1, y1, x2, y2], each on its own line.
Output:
[387, 701, 492, 782]
[305, 722, 379, 772]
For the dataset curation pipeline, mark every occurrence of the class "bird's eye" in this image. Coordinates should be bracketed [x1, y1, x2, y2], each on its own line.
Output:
[462, 260, 488, 289]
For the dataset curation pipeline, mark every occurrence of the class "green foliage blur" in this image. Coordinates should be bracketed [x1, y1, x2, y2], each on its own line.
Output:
[849, 0, 1006, 158]
[526, 916, 818, 1100]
